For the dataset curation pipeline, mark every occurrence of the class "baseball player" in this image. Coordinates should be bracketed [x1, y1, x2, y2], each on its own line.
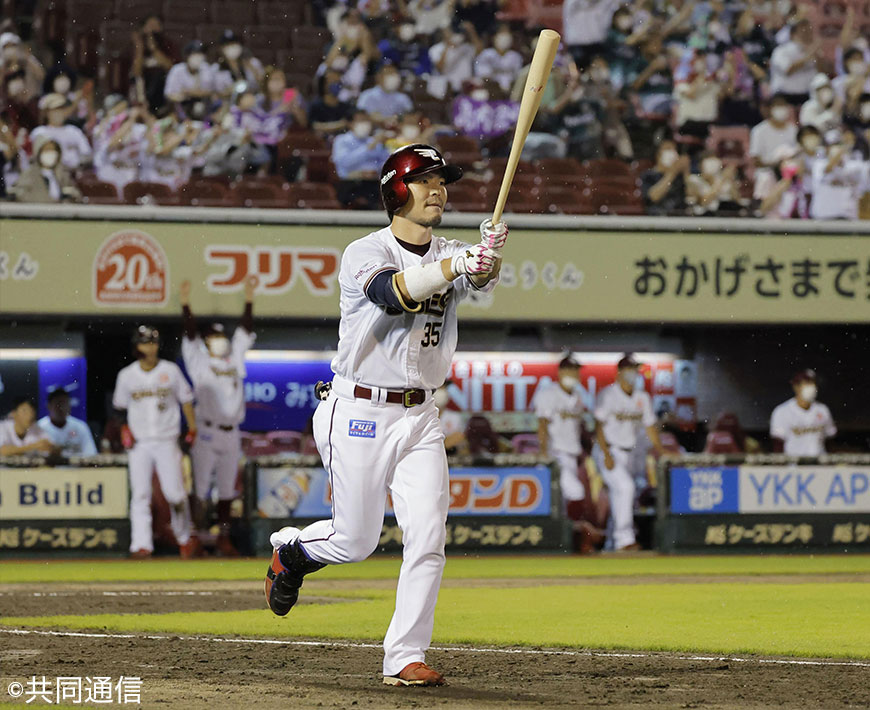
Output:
[180, 275, 257, 556]
[264, 143, 506, 687]
[536, 355, 587, 517]
[770, 369, 836, 456]
[112, 325, 199, 559]
[0, 397, 55, 456]
[38, 388, 98, 457]
[592, 354, 664, 551]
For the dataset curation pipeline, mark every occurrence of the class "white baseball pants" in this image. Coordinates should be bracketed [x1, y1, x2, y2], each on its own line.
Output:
[192, 424, 241, 500]
[553, 449, 585, 503]
[128, 438, 193, 552]
[592, 445, 636, 549]
[297, 385, 449, 677]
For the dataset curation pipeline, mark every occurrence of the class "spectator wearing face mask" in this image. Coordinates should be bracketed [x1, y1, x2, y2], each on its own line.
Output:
[92, 97, 151, 194]
[30, 93, 92, 172]
[43, 69, 95, 130]
[833, 48, 870, 118]
[770, 370, 835, 456]
[357, 65, 413, 124]
[757, 144, 808, 219]
[796, 123, 823, 167]
[749, 94, 797, 169]
[379, 22, 434, 77]
[1, 69, 39, 131]
[622, 34, 674, 117]
[719, 46, 764, 126]
[407, 0, 456, 36]
[562, 0, 622, 70]
[308, 70, 355, 135]
[321, 10, 380, 102]
[10, 135, 80, 203]
[428, 23, 481, 97]
[769, 19, 820, 106]
[809, 127, 867, 220]
[473, 25, 524, 93]
[799, 73, 843, 133]
[0, 33, 45, 99]
[165, 41, 218, 119]
[641, 139, 690, 215]
[331, 110, 390, 208]
[385, 112, 435, 151]
[550, 71, 606, 159]
[845, 93, 870, 155]
[131, 14, 178, 114]
[686, 152, 741, 215]
[214, 30, 265, 97]
[142, 115, 201, 189]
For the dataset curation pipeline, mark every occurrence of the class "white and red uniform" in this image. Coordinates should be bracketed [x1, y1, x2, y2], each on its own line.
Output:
[770, 398, 836, 457]
[279, 226, 497, 676]
[0, 419, 47, 451]
[112, 359, 195, 553]
[182, 327, 255, 501]
[535, 382, 586, 503]
[593, 383, 656, 549]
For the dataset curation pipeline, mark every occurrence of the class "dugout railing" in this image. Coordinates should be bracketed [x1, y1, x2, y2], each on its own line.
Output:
[656, 453, 870, 553]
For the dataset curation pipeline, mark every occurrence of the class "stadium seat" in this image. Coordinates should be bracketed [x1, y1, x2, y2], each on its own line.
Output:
[163, 0, 213, 26]
[584, 158, 634, 179]
[195, 23, 229, 47]
[511, 433, 540, 454]
[243, 25, 291, 53]
[584, 184, 645, 215]
[266, 430, 303, 453]
[445, 181, 489, 212]
[78, 178, 123, 205]
[228, 179, 289, 208]
[257, 2, 306, 26]
[535, 157, 586, 182]
[242, 434, 280, 457]
[180, 180, 231, 207]
[301, 435, 320, 456]
[437, 135, 484, 169]
[539, 185, 592, 214]
[526, 0, 564, 32]
[290, 25, 331, 53]
[116, 0, 163, 23]
[211, 0, 258, 26]
[659, 431, 684, 454]
[285, 182, 343, 209]
[122, 181, 182, 206]
[704, 430, 742, 454]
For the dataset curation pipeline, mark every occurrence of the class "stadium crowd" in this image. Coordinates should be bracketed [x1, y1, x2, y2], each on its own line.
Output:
[0, 0, 869, 216]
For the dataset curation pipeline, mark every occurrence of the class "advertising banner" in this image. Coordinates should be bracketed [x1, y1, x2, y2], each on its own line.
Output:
[256, 464, 552, 519]
[3, 219, 869, 323]
[241, 360, 334, 432]
[0, 467, 129, 520]
[670, 465, 870, 514]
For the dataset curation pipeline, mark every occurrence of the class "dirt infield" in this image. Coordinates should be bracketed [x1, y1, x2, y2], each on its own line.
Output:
[1, 579, 868, 710]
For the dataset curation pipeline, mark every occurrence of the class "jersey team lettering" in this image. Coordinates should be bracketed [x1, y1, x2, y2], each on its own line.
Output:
[348, 420, 377, 438]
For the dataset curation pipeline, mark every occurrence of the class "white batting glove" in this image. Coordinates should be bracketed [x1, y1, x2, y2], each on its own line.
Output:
[451, 243, 500, 276]
[479, 219, 509, 251]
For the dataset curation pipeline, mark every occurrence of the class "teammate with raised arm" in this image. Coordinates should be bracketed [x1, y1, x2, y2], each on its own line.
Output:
[264, 144, 507, 687]
[180, 275, 257, 556]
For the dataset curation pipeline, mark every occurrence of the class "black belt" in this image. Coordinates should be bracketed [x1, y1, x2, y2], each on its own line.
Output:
[204, 420, 235, 432]
[353, 385, 428, 407]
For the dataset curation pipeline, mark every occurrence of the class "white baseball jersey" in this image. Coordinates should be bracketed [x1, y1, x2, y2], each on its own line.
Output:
[594, 383, 656, 449]
[37, 415, 98, 456]
[112, 360, 194, 441]
[331, 227, 496, 390]
[0, 419, 46, 449]
[770, 397, 836, 456]
[182, 328, 255, 426]
[535, 382, 584, 455]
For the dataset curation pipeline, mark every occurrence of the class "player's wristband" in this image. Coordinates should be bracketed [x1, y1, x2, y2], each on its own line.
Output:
[398, 261, 453, 303]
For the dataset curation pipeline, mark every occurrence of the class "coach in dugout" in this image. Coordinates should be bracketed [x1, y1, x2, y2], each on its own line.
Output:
[0, 396, 56, 456]
[37, 388, 98, 457]
[770, 369, 836, 456]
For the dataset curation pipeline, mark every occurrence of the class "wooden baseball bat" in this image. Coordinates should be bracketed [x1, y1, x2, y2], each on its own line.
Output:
[491, 28, 561, 225]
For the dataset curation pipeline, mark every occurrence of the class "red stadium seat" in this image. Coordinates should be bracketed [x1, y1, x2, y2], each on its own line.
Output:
[539, 185, 591, 214]
[211, 0, 258, 26]
[704, 431, 742, 454]
[78, 177, 122, 205]
[122, 181, 181, 206]
[285, 182, 343, 209]
[228, 179, 289, 208]
[180, 179, 231, 207]
[511, 433, 540, 454]
[266, 430, 303, 453]
[242, 434, 280, 457]
[116, 0, 164, 23]
[437, 135, 483, 169]
[584, 158, 634, 179]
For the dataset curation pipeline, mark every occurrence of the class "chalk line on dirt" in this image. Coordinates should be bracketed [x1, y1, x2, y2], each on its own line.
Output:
[2, 627, 868, 669]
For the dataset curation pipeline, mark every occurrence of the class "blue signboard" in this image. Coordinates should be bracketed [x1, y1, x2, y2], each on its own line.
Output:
[241, 359, 334, 432]
[670, 466, 740, 514]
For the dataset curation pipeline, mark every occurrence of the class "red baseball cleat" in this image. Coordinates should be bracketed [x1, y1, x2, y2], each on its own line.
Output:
[383, 662, 446, 687]
[216, 533, 239, 557]
[179, 536, 205, 559]
[129, 549, 152, 560]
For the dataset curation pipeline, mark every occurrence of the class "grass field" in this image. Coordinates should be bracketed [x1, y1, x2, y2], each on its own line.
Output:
[2, 554, 869, 660]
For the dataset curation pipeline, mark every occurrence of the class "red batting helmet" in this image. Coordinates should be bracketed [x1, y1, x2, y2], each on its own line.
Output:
[380, 143, 463, 215]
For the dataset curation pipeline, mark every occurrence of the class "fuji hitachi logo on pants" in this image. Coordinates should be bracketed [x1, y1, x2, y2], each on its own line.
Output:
[17, 482, 104, 506]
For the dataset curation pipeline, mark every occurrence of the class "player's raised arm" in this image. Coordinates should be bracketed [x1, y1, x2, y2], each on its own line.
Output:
[179, 279, 197, 341]
[240, 275, 257, 333]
